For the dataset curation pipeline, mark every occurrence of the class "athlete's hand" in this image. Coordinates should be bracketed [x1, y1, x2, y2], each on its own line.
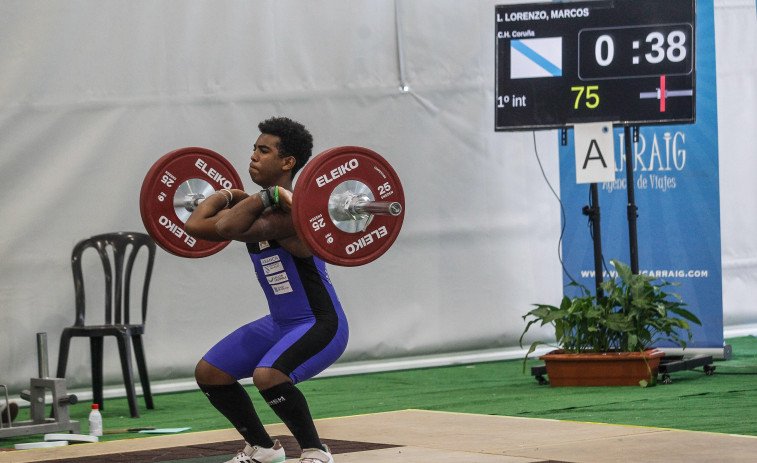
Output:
[228, 189, 249, 207]
[275, 187, 293, 213]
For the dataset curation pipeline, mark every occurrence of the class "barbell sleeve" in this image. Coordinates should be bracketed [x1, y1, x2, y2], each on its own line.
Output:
[350, 199, 403, 216]
[173, 194, 206, 211]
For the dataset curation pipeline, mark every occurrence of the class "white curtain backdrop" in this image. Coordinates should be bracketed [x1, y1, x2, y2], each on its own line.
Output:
[0, 0, 754, 392]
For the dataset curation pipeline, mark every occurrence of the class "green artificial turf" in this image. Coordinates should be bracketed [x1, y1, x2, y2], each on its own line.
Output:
[2, 336, 756, 449]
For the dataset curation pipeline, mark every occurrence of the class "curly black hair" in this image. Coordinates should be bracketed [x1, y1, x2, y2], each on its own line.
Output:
[258, 117, 314, 177]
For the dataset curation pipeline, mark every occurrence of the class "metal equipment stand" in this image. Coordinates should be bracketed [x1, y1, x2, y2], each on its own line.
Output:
[579, 125, 640, 296]
[0, 333, 80, 438]
[658, 355, 716, 384]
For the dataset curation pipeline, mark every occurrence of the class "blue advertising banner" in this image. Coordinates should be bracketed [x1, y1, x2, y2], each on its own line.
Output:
[558, 1, 722, 348]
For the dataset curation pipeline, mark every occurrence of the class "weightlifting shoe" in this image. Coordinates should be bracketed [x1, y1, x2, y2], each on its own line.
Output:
[299, 444, 334, 463]
[226, 439, 285, 463]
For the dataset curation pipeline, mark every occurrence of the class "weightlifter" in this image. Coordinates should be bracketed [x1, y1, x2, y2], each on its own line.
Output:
[185, 117, 347, 463]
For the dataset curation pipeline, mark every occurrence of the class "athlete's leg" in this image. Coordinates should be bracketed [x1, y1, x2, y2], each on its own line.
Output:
[258, 377, 322, 451]
[254, 312, 348, 453]
[196, 316, 281, 449]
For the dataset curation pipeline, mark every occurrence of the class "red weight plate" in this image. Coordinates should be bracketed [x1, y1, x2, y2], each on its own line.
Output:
[293, 146, 405, 266]
[139, 147, 244, 258]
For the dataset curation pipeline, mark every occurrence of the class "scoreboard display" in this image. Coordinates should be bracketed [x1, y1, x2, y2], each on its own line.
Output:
[495, 0, 696, 131]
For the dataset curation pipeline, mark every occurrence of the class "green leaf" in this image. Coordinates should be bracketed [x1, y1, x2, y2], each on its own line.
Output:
[521, 341, 546, 374]
[667, 306, 702, 325]
[612, 259, 632, 281]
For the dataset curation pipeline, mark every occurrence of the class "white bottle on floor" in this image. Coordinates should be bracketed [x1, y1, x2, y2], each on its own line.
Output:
[88, 403, 103, 436]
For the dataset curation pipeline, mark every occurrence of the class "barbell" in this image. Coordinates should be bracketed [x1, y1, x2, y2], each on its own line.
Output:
[139, 146, 405, 266]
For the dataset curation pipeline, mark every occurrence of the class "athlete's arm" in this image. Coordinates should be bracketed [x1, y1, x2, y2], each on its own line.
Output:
[185, 189, 249, 242]
[217, 187, 311, 257]
[214, 190, 297, 243]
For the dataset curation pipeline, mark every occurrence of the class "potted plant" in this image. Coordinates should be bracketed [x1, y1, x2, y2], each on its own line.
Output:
[520, 259, 701, 386]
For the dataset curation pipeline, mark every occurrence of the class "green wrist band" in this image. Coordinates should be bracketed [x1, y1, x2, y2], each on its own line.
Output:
[266, 186, 280, 207]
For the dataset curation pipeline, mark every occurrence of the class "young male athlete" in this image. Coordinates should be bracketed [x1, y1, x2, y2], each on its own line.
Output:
[185, 117, 348, 463]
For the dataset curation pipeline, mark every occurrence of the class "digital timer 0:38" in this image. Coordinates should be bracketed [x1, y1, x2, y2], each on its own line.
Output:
[578, 24, 694, 80]
[494, 0, 696, 130]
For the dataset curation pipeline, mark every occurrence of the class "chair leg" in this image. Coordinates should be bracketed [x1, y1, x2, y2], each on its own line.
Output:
[90, 336, 105, 411]
[132, 335, 154, 409]
[115, 333, 140, 418]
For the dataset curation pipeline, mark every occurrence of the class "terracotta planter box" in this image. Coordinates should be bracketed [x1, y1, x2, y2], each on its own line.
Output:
[540, 349, 666, 386]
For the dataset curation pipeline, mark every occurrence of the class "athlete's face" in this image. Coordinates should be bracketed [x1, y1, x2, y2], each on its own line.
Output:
[249, 134, 291, 187]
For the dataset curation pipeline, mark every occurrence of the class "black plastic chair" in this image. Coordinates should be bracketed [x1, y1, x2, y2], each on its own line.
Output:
[56, 232, 156, 418]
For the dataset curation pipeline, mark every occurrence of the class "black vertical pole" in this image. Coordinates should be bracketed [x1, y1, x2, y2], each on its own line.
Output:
[624, 125, 640, 274]
[588, 183, 604, 297]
